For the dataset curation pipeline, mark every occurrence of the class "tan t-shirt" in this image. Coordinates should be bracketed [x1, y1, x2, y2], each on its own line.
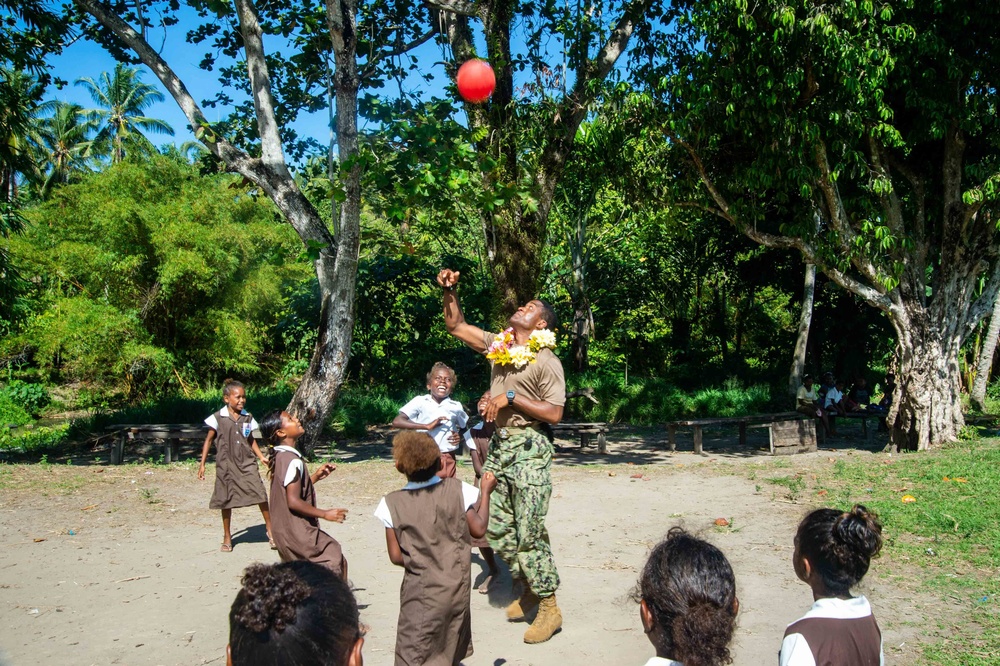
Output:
[482, 331, 566, 427]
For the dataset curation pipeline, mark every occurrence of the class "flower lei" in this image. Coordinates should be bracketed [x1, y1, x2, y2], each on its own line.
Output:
[486, 328, 557, 368]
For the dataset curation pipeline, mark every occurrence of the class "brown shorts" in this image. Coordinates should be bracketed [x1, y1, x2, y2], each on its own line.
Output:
[436, 451, 458, 478]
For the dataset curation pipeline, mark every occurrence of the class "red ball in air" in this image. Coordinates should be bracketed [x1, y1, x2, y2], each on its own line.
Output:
[456, 59, 496, 104]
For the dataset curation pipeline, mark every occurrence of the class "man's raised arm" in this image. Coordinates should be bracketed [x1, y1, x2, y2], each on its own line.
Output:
[437, 269, 488, 352]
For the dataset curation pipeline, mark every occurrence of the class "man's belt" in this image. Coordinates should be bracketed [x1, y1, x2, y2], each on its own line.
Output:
[496, 424, 541, 440]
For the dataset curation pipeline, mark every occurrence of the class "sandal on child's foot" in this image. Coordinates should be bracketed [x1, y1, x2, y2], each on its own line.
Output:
[220, 543, 233, 552]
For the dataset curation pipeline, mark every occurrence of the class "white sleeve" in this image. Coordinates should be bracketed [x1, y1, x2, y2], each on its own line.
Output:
[454, 407, 469, 428]
[373, 497, 393, 528]
[399, 396, 424, 421]
[463, 429, 476, 450]
[282, 459, 305, 487]
[779, 633, 816, 666]
[460, 481, 480, 511]
[204, 414, 219, 430]
[250, 417, 260, 431]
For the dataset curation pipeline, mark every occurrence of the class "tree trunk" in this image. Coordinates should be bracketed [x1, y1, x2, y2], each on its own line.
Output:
[970, 292, 1000, 411]
[788, 263, 816, 398]
[886, 303, 965, 451]
[567, 206, 593, 371]
[282, 0, 363, 456]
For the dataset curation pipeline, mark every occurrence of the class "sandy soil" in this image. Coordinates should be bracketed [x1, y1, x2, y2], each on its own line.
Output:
[0, 426, 949, 665]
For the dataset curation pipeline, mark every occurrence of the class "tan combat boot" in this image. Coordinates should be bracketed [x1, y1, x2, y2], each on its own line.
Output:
[505, 588, 540, 621]
[523, 594, 562, 643]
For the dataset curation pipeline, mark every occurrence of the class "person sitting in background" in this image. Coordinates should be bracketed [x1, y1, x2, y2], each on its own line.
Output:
[817, 372, 835, 408]
[824, 379, 846, 416]
[845, 377, 871, 412]
[796, 376, 831, 436]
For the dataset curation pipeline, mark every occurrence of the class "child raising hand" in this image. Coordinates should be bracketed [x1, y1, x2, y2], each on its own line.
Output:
[260, 410, 350, 580]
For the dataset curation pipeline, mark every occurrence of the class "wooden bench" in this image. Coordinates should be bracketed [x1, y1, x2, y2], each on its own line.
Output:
[666, 412, 811, 455]
[836, 411, 883, 444]
[106, 423, 263, 464]
[552, 422, 608, 453]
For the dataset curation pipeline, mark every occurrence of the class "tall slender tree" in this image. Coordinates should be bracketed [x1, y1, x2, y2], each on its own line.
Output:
[76, 64, 174, 162]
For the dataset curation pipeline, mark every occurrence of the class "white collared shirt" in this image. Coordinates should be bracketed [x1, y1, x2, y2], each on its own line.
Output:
[204, 407, 259, 433]
[398, 394, 469, 453]
[642, 658, 683, 666]
[273, 445, 306, 487]
[373, 476, 480, 528]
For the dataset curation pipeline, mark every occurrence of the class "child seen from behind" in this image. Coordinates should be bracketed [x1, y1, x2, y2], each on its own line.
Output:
[198, 379, 273, 552]
[375, 431, 496, 666]
[635, 527, 739, 666]
[227, 560, 364, 666]
[260, 410, 349, 579]
[780, 505, 884, 666]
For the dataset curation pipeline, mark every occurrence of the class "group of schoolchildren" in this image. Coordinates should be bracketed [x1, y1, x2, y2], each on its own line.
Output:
[203, 375, 887, 666]
[796, 371, 896, 436]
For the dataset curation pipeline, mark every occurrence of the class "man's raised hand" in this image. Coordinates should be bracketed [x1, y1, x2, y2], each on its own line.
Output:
[436, 268, 461, 289]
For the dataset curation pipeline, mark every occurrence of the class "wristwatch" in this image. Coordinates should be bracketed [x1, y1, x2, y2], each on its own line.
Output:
[506, 390, 515, 406]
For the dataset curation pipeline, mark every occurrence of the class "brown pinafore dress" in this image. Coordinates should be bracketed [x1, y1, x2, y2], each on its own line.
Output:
[208, 410, 267, 509]
[269, 448, 344, 576]
[386, 477, 472, 666]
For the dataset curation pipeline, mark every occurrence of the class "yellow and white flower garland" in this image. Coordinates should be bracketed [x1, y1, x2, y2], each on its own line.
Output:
[486, 328, 557, 368]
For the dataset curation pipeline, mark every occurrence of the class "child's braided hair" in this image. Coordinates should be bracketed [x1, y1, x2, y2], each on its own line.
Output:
[258, 410, 285, 481]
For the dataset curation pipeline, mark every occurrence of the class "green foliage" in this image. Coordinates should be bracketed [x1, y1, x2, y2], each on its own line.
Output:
[0, 393, 31, 426]
[0, 424, 68, 454]
[5, 155, 310, 401]
[565, 372, 773, 424]
[0, 379, 50, 416]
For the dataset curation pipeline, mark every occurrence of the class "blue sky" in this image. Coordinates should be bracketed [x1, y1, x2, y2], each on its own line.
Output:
[44, 13, 460, 153]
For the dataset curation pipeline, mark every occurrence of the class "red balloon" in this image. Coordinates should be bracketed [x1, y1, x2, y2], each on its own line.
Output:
[456, 59, 496, 104]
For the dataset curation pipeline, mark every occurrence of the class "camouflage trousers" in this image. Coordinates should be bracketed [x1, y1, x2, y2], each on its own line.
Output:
[482, 428, 560, 597]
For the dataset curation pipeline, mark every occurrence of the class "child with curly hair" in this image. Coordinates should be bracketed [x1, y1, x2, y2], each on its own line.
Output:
[259, 410, 349, 579]
[780, 505, 884, 665]
[374, 431, 496, 665]
[227, 560, 364, 666]
[635, 527, 739, 666]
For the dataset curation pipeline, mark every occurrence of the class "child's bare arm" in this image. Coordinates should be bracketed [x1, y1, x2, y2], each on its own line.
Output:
[249, 438, 267, 464]
[197, 430, 216, 480]
[384, 527, 404, 566]
[466, 472, 496, 539]
[391, 413, 446, 430]
[285, 479, 348, 522]
[310, 462, 336, 484]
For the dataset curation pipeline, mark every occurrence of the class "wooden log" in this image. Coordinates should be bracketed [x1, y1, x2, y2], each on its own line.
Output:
[668, 424, 677, 452]
[597, 431, 607, 454]
[693, 426, 703, 455]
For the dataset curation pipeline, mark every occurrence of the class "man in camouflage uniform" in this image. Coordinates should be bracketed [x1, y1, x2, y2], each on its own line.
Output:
[437, 268, 565, 644]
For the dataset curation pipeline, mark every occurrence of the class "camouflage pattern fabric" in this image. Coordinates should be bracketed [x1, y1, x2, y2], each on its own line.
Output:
[483, 428, 560, 597]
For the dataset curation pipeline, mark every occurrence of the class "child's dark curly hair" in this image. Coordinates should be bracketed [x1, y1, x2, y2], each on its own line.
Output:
[426, 362, 457, 386]
[258, 410, 286, 481]
[635, 527, 737, 666]
[796, 505, 883, 596]
[229, 561, 361, 666]
[392, 431, 441, 482]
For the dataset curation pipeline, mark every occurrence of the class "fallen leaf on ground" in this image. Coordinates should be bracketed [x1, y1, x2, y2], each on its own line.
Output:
[608, 471, 616, 477]
[817, 489, 828, 496]
[714, 518, 730, 527]
[33, 538, 46, 543]
[953, 477, 968, 483]
[630, 473, 644, 479]
[81, 504, 98, 511]
[901, 495, 917, 503]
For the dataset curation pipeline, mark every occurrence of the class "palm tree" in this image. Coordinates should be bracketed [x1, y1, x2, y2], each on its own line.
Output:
[76, 64, 174, 163]
[0, 68, 45, 202]
[33, 102, 98, 197]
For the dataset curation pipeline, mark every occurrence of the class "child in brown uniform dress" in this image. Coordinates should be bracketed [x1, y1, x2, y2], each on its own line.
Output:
[198, 379, 273, 552]
[375, 431, 496, 666]
[259, 410, 349, 579]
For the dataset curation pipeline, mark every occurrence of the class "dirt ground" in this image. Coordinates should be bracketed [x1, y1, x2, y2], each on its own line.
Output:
[0, 425, 950, 665]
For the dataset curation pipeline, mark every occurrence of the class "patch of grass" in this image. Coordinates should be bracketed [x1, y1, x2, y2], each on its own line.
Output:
[765, 473, 806, 499]
[0, 425, 71, 457]
[819, 439, 1000, 664]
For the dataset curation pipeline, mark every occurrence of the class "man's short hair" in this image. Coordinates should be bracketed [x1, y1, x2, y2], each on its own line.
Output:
[537, 300, 558, 331]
